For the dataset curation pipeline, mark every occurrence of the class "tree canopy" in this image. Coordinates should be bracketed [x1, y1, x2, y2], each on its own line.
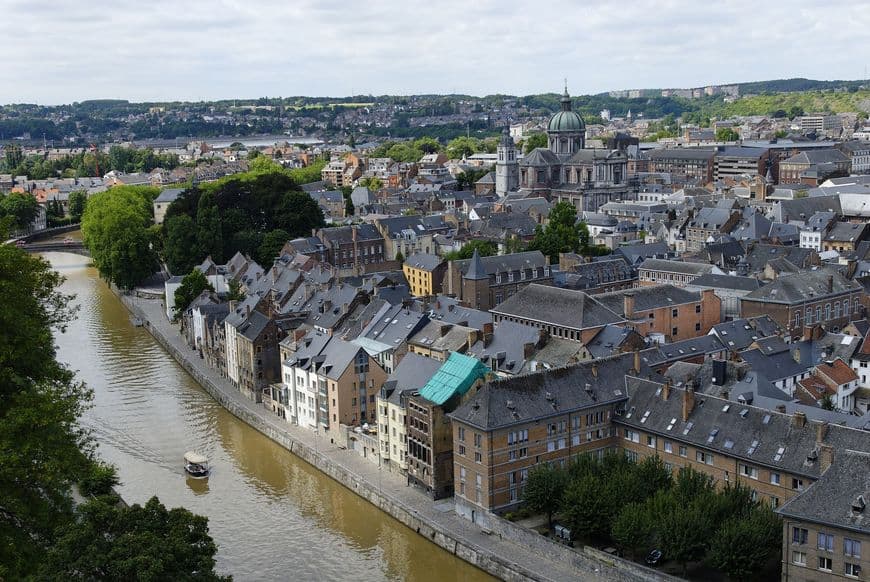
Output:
[0, 233, 226, 579]
[0, 192, 39, 231]
[81, 186, 159, 290]
[162, 167, 325, 274]
[522, 132, 548, 153]
[443, 239, 498, 261]
[174, 269, 215, 317]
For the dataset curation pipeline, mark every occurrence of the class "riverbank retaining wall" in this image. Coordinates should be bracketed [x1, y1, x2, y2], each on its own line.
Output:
[119, 292, 677, 582]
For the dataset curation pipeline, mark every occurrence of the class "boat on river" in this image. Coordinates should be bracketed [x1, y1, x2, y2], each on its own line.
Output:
[184, 451, 210, 478]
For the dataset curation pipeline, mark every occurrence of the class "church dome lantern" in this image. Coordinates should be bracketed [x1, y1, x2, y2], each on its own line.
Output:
[547, 85, 585, 160]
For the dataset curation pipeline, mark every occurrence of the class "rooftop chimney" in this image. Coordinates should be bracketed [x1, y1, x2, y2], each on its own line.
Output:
[819, 443, 834, 473]
[482, 322, 494, 347]
[633, 349, 641, 374]
[681, 386, 695, 422]
[775, 404, 787, 413]
[814, 420, 829, 443]
[792, 411, 807, 428]
[662, 380, 671, 401]
[623, 292, 635, 319]
[245, 304, 251, 318]
[524, 341, 536, 359]
[591, 363, 599, 378]
[827, 274, 834, 294]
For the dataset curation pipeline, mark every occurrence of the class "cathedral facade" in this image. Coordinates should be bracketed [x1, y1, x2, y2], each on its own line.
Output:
[495, 88, 631, 211]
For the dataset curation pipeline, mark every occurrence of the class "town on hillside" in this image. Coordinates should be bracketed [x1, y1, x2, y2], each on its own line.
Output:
[5, 84, 870, 581]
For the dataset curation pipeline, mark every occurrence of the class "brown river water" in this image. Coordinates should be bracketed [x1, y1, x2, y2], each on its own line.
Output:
[45, 251, 492, 582]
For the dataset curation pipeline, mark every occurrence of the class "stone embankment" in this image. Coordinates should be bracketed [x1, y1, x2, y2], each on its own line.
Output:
[119, 291, 677, 582]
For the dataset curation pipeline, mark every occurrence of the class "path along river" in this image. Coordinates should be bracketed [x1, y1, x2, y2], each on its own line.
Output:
[45, 251, 493, 582]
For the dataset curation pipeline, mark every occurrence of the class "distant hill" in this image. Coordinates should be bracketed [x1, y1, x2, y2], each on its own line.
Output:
[736, 78, 869, 94]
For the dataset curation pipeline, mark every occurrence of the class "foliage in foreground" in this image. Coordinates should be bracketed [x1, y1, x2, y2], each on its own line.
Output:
[0, 232, 228, 579]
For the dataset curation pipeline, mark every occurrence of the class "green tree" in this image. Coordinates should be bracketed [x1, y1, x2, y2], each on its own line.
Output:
[523, 132, 548, 154]
[446, 136, 481, 159]
[395, 250, 404, 263]
[78, 462, 120, 497]
[81, 186, 159, 290]
[164, 214, 200, 275]
[0, 192, 39, 231]
[227, 278, 245, 302]
[257, 228, 291, 265]
[67, 191, 87, 222]
[413, 137, 442, 154]
[196, 191, 223, 263]
[41, 496, 230, 581]
[659, 496, 717, 575]
[522, 463, 567, 528]
[611, 503, 656, 560]
[789, 105, 805, 119]
[360, 176, 383, 191]
[174, 269, 215, 316]
[528, 202, 583, 263]
[455, 165, 494, 190]
[443, 239, 498, 261]
[715, 127, 740, 141]
[820, 393, 836, 410]
[706, 508, 782, 581]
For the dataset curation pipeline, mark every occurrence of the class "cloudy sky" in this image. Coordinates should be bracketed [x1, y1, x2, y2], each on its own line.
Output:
[4, 0, 870, 104]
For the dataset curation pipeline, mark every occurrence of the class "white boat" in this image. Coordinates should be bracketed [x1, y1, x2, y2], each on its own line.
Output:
[184, 451, 210, 479]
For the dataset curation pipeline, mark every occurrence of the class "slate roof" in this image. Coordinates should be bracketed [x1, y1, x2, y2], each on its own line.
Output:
[777, 449, 870, 533]
[418, 352, 490, 406]
[614, 242, 673, 265]
[452, 251, 548, 279]
[383, 353, 444, 406]
[451, 353, 642, 430]
[744, 270, 861, 304]
[405, 253, 444, 272]
[618, 382, 870, 481]
[639, 258, 714, 276]
[687, 274, 762, 292]
[519, 148, 561, 167]
[423, 296, 492, 330]
[585, 325, 641, 359]
[155, 187, 184, 203]
[742, 243, 816, 274]
[466, 320, 541, 376]
[825, 221, 868, 243]
[783, 149, 850, 165]
[648, 148, 716, 161]
[596, 284, 702, 316]
[640, 335, 726, 367]
[355, 303, 428, 354]
[491, 284, 624, 331]
[709, 317, 780, 351]
[238, 310, 270, 341]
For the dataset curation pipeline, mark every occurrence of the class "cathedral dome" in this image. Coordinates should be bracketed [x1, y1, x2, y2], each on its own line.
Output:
[547, 89, 585, 133]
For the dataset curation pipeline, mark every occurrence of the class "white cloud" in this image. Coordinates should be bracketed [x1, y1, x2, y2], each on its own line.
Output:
[2, 0, 869, 103]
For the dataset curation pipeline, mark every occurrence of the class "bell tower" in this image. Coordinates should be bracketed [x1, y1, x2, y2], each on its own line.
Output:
[495, 126, 518, 197]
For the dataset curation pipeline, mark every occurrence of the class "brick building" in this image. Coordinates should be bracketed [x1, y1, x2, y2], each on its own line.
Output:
[647, 148, 716, 183]
[444, 250, 551, 311]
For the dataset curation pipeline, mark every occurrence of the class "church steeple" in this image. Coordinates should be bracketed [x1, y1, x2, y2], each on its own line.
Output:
[495, 125, 518, 197]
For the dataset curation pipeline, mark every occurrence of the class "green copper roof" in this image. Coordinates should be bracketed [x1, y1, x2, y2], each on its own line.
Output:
[418, 352, 490, 406]
[547, 110, 585, 132]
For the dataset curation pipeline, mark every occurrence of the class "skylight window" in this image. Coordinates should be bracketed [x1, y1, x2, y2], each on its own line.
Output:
[640, 410, 651, 424]
[682, 421, 694, 435]
[625, 406, 636, 419]
[774, 446, 785, 462]
[666, 417, 677, 431]
[707, 428, 719, 443]
[722, 404, 731, 412]
[739, 409, 749, 418]
[724, 438, 735, 449]
[762, 414, 771, 424]
[747, 439, 759, 455]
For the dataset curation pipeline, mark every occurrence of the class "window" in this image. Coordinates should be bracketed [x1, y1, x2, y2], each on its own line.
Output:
[458, 426, 465, 442]
[740, 464, 759, 480]
[672, 327, 678, 337]
[818, 556, 832, 572]
[818, 532, 834, 552]
[696, 451, 713, 465]
[458, 445, 466, 456]
[625, 450, 638, 462]
[679, 445, 687, 457]
[664, 441, 673, 454]
[474, 433, 482, 447]
[770, 496, 779, 509]
[770, 472, 781, 485]
[624, 429, 640, 443]
[792, 551, 806, 566]
[474, 452, 482, 463]
[846, 563, 862, 577]
[792, 478, 804, 491]
[672, 308, 678, 317]
[845, 538, 861, 558]
[792, 527, 808, 545]
[646, 435, 656, 448]
[695, 322, 701, 331]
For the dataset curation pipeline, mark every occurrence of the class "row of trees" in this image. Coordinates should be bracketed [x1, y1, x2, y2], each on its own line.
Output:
[0, 227, 227, 579]
[523, 454, 781, 579]
[81, 186, 160, 290]
[2, 145, 180, 180]
[162, 158, 325, 273]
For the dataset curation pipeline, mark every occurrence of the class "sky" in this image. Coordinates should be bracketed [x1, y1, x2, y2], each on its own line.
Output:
[4, 0, 870, 104]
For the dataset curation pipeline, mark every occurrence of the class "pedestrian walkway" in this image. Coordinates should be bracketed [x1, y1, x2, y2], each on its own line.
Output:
[128, 294, 610, 582]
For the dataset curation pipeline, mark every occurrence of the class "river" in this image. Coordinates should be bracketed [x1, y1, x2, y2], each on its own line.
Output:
[45, 252, 492, 582]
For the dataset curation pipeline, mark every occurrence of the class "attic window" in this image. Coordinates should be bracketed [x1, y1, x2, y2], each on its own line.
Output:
[762, 414, 771, 424]
[722, 404, 731, 413]
[747, 439, 759, 455]
[739, 409, 749, 418]
[707, 428, 719, 443]
[774, 446, 785, 462]
[665, 417, 677, 431]
[723, 438, 735, 449]
[640, 410, 651, 424]
[625, 406, 636, 419]
[682, 421, 694, 435]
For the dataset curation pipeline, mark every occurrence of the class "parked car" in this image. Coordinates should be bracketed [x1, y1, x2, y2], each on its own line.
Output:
[15, 240, 26, 247]
[646, 549, 663, 566]
[63, 237, 74, 245]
